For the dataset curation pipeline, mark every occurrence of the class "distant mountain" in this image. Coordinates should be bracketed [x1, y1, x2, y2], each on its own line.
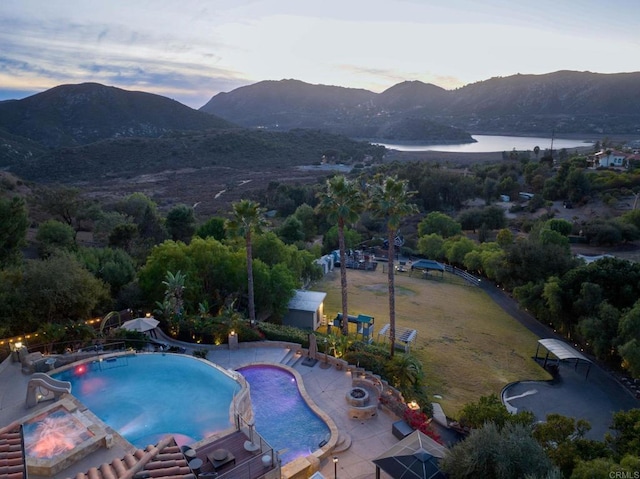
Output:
[201, 79, 376, 130]
[201, 71, 640, 136]
[0, 83, 234, 148]
[201, 79, 472, 142]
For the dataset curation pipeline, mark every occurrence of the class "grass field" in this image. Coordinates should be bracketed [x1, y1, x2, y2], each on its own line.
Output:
[311, 267, 551, 418]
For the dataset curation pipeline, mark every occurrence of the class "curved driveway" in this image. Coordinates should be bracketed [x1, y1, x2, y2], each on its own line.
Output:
[480, 280, 639, 440]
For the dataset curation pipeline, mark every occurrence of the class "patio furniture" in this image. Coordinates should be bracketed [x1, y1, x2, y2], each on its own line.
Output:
[392, 419, 414, 439]
[207, 449, 235, 471]
[188, 457, 203, 474]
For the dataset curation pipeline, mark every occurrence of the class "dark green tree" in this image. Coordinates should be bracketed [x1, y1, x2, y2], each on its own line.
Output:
[277, 216, 305, 244]
[18, 253, 110, 329]
[293, 203, 318, 241]
[441, 422, 558, 479]
[0, 196, 28, 267]
[165, 204, 196, 243]
[76, 246, 136, 297]
[195, 217, 226, 241]
[36, 219, 76, 257]
[418, 211, 461, 238]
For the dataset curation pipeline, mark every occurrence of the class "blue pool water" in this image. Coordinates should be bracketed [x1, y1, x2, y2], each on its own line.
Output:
[53, 354, 240, 447]
[238, 365, 331, 465]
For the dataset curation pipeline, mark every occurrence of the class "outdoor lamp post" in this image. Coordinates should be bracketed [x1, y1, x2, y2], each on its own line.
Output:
[333, 456, 338, 478]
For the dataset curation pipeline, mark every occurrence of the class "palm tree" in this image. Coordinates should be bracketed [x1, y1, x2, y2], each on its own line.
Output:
[316, 175, 363, 335]
[228, 199, 267, 325]
[370, 176, 418, 357]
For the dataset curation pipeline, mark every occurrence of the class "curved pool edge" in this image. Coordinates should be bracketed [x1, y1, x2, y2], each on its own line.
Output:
[49, 351, 248, 449]
[237, 361, 339, 462]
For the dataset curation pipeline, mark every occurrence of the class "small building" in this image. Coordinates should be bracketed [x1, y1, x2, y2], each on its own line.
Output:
[283, 290, 327, 331]
[587, 150, 627, 169]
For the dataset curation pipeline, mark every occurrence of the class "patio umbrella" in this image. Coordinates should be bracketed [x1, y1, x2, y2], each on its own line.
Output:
[373, 430, 447, 479]
[308, 333, 318, 359]
[120, 317, 159, 333]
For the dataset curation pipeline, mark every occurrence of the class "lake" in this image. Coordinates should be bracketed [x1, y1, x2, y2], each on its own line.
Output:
[376, 135, 594, 153]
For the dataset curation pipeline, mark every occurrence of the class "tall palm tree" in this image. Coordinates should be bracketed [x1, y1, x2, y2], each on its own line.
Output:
[228, 199, 267, 325]
[316, 175, 363, 335]
[370, 176, 418, 357]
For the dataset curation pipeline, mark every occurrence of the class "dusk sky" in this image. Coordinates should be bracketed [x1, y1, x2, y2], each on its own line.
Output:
[2, 0, 639, 108]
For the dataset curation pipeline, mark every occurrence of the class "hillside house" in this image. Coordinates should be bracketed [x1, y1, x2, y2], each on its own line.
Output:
[587, 150, 627, 169]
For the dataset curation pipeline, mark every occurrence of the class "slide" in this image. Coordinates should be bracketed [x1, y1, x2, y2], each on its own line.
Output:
[26, 373, 72, 408]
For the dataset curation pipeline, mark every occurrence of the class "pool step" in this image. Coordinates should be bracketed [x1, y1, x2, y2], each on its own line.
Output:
[280, 348, 301, 367]
[332, 432, 352, 453]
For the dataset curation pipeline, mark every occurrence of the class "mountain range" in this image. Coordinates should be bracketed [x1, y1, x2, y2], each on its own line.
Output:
[201, 70, 640, 137]
[1, 70, 639, 185]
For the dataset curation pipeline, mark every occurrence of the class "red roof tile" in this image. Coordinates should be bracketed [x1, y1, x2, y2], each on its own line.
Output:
[69, 436, 195, 479]
[0, 421, 26, 479]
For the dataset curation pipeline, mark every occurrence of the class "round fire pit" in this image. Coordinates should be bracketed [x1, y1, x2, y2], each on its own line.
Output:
[345, 387, 369, 407]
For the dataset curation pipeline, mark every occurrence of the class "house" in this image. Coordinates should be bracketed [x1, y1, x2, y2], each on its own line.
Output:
[587, 150, 627, 169]
[282, 290, 327, 331]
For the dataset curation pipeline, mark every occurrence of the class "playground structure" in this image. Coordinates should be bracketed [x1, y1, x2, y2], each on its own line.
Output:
[331, 249, 378, 271]
[330, 313, 375, 343]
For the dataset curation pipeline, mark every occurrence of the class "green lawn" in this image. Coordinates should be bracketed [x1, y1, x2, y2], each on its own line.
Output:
[311, 268, 551, 418]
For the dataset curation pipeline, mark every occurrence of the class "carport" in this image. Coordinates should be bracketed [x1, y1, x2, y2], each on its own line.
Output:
[535, 338, 592, 379]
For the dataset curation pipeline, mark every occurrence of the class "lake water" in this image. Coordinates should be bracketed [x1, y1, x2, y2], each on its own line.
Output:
[376, 135, 593, 153]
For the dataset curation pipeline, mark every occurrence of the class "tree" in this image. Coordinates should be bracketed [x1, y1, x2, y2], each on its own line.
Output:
[36, 219, 76, 257]
[165, 204, 196, 243]
[195, 216, 226, 241]
[322, 225, 361, 253]
[533, 413, 593, 477]
[162, 270, 187, 321]
[277, 216, 305, 244]
[316, 176, 363, 335]
[418, 211, 461, 238]
[606, 409, 640, 458]
[441, 422, 558, 479]
[76, 246, 136, 297]
[369, 176, 418, 356]
[417, 233, 445, 260]
[18, 253, 110, 329]
[459, 394, 534, 429]
[228, 199, 267, 325]
[37, 186, 81, 227]
[0, 196, 28, 267]
[293, 203, 318, 241]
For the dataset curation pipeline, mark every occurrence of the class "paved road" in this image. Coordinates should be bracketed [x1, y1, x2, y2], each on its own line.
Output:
[479, 279, 639, 440]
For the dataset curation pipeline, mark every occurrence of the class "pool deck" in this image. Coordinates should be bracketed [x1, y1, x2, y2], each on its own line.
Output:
[0, 343, 399, 479]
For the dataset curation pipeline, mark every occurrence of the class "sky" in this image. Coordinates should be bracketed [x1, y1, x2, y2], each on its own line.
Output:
[1, 0, 639, 109]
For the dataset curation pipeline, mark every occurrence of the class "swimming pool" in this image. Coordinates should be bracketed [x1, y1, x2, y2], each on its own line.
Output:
[53, 354, 241, 448]
[238, 365, 331, 465]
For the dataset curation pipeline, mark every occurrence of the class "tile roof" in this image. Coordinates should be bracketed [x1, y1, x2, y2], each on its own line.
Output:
[69, 436, 195, 479]
[0, 421, 26, 479]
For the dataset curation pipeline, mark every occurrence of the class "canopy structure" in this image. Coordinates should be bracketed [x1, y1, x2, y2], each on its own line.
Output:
[373, 430, 447, 479]
[410, 259, 445, 279]
[120, 316, 159, 333]
[535, 338, 592, 379]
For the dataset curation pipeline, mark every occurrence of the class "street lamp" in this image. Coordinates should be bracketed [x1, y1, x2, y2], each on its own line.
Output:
[333, 456, 338, 478]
